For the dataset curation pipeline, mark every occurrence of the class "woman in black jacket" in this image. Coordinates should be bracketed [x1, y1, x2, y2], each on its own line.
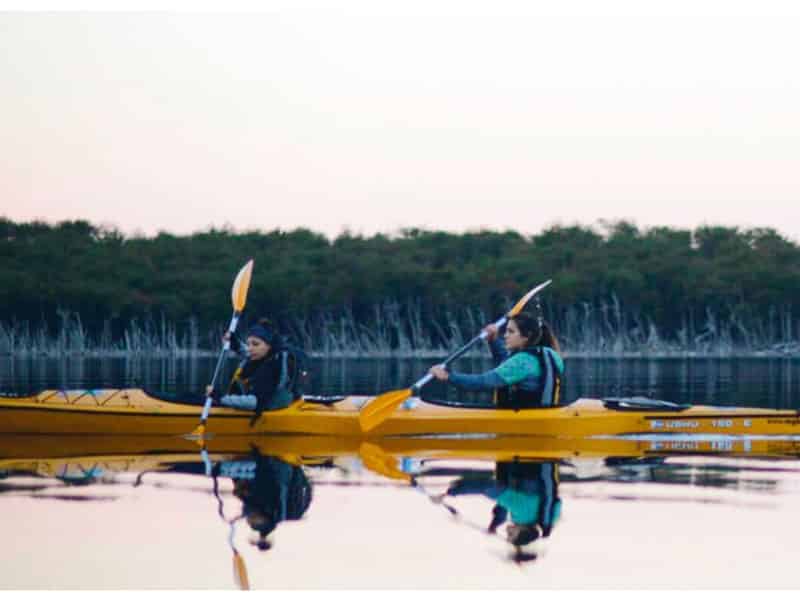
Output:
[206, 319, 305, 422]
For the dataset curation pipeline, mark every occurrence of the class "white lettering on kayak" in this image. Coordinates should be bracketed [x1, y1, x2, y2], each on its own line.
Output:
[665, 420, 700, 429]
[711, 440, 733, 451]
[649, 419, 699, 429]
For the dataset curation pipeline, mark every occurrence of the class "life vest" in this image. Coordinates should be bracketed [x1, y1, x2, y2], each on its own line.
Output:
[232, 456, 313, 537]
[229, 345, 309, 406]
[493, 347, 562, 410]
[496, 461, 561, 536]
[281, 345, 310, 400]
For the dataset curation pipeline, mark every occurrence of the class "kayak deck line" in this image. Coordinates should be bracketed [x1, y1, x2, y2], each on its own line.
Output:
[1, 388, 800, 437]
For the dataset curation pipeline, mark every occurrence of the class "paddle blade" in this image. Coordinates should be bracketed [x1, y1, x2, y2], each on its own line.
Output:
[231, 259, 254, 312]
[507, 279, 552, 318]
[233, 550, 250, 591]
[358, 442, 411, 482]
[358, 389, 412, 433]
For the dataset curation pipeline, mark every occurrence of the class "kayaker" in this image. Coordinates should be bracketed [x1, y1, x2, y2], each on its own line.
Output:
[428, 311, 564, 408]
[208, 450, 313, 552]
[206, 319, 308, 423]
[437, 460, 561, 561]
[229, 452, 313, 551]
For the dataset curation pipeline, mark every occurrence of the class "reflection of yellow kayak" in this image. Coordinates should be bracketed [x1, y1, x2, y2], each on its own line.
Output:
[2, 433, 800, 470]
[0, 452, 221, 481]
[2, 388, 800, 437]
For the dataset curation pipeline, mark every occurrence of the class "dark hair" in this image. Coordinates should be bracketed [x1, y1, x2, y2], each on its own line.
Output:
[507, 523, 541, 546]
[511, 549, 539, 564]
[253, 534, 272, 552]
[510, 312, 561, 352]
[247, 318, 284, 350]
[244, 508, 277, 552]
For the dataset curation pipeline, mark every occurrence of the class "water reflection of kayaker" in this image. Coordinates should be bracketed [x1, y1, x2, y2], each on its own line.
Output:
[437, 461, 561, 560]
[429, 312, 564, 408]
[205, 319, 307, 423]
[214, 451, 313, 551]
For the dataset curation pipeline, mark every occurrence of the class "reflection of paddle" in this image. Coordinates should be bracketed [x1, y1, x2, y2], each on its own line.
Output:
[207, 450, 251, 591]
[359, 279, 552, 432]
[410, 473, 508, 544]
[192, 260, 254, 437]
[357, 443, 500, 537]
[231, 534, 250, 590]
[357, 442, 412, 482]
[357, 442, 490, 533]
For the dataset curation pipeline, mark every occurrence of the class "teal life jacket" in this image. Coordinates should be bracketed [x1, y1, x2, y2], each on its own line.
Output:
[496, 461, 561, 536]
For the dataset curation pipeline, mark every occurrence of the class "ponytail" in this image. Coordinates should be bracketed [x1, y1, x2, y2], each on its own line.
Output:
[509, 312, 560, 352]
[539, 322, 561, 353]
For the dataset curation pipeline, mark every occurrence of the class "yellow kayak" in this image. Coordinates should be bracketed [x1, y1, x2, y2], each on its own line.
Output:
[2, 433, 800, 481]
[2, 388, 800, 437]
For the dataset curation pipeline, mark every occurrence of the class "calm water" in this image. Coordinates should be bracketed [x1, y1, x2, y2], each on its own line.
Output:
[3, 355, 800, 408]
[2, 356, 800, 589]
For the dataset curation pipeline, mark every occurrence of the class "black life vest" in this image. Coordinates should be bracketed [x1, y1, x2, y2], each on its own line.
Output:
[229, 345, 309, 406]
[235, 456, 313, 536]
[285, 345, 310, 399]
[493, 347, 562, 411]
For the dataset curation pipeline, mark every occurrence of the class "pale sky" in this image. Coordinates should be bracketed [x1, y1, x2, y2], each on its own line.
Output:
[2, 1, 799, 240]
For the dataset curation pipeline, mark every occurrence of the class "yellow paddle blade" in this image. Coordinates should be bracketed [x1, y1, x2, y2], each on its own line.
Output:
[358, 389, 412, 433]
[231, 259, 254, 312]
[358, 442, 411, 482]
[233, 550, 250, 591]
[507, 279, 552, 318]
[189, 424, 206, 438]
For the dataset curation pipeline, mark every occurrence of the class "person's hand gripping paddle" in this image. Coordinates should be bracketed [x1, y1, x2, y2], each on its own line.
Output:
[359, 279, 552, 433]
[191, 259, 254, 437]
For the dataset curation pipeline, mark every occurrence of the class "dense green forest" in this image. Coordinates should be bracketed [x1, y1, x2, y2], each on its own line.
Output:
[1, 217, 799, 356]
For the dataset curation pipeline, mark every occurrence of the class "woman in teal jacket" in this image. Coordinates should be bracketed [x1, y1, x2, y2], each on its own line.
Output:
[442, 460, 562, 554]
[429, 312, 564, 408]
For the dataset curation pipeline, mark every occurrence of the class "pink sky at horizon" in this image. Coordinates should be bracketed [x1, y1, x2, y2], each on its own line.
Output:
[2, 4, 800, 242]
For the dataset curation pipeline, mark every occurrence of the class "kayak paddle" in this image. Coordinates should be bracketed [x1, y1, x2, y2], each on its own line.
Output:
[357, 442, 412, 482]
[232, 541, 250, 590]
[191, 259, 254, 437]
[204, 449, 252, 591]
[358, 279, 552, 433]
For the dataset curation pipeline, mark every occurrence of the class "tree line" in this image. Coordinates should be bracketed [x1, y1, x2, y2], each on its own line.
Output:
[2, 217, 799, 355]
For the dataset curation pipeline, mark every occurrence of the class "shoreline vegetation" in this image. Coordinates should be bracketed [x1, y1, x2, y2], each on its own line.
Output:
[2, 218, 799, 358]
[3, 308, 799, 360]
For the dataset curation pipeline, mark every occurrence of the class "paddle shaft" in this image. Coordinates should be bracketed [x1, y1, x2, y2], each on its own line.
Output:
[411, 477, 498, 537]
[202, 448, 251, 591]
[410, 279, 551, 393]
[411, 314, 509, 393]
[199, 311, 241, 423]
[357, 278, 550, 433]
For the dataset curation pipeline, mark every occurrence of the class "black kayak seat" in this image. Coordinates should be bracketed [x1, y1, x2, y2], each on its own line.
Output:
[300, 395, 347, 405]
[420, 396, 496, 410]
[142, 388, 348, 407]
[424, 396, 692, 412]
[602, 397, 691, 412]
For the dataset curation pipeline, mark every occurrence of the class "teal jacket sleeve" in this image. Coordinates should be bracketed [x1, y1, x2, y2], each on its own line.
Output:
[448, 370, 506, 391]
